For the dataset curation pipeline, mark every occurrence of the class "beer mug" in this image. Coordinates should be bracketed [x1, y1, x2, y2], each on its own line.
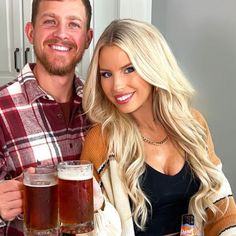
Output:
[58, 160, 94, 234]
[23, 166, 59, 236]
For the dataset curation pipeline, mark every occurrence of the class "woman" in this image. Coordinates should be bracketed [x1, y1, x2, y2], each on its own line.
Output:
[81, 19, 236, 235]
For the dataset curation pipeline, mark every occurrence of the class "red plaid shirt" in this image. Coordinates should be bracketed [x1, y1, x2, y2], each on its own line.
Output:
[0, 63, 91, 235]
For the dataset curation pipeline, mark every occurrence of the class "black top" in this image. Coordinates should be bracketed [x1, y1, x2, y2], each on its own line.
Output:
[133, 162, 200, 236]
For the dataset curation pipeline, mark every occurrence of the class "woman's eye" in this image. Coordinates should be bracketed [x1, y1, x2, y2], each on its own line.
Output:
[124, 66, 135, 74]
[100, 71, 112, 78]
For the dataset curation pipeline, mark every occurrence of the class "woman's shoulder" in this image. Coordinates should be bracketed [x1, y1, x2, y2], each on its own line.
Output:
[191, 108, 211, 132]
[87, 123, 109, 141]
[192, 109, 221, 166]
[86, 124, 103, 138]
[82, 124, 108, 163]
[191, 109, 207, 125]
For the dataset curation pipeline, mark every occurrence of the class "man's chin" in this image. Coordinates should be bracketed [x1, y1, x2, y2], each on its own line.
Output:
[47, 67, 73, 76]
[44, 62, 76, 76]
[36, 54, 78, 76]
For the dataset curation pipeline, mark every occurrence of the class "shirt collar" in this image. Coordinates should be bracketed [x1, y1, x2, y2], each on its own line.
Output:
[19, 63, 84, 104]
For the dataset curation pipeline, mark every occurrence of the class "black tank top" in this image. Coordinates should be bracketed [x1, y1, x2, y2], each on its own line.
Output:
[133, 162, 200, 236]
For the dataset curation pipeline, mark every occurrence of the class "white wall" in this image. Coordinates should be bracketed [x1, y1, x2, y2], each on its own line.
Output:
[152, 0, 236, 194]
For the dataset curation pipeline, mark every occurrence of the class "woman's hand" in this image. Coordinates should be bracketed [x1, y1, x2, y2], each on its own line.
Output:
[93, 177, 104, 212]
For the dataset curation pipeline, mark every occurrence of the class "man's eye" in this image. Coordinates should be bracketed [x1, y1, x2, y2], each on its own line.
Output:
[124, 66, 135, 74]
[69, 22, 80, 29]
[43, 19, 56, 25]
[100, 71, 112, 78]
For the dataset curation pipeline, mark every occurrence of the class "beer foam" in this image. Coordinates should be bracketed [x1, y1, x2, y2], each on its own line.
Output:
[24, 181, 57, 187]
[58, 169, 92, 181]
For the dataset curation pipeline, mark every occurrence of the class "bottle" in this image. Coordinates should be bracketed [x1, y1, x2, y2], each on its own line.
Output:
[180, 214, 195, 236]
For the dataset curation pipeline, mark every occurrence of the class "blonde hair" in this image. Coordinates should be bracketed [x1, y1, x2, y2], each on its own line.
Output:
[83, 19, 223, 230]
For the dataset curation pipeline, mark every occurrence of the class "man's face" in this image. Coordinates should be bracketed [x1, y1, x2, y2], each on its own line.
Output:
[26, 0, 93, 76]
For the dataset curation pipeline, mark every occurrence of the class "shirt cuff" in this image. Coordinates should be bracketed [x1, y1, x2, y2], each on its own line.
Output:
[93, 198, 122, 236]
[0, 216, 6, 228]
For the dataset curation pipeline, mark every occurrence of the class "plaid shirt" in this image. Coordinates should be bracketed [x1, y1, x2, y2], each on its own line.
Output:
[0, 63, 91, 235]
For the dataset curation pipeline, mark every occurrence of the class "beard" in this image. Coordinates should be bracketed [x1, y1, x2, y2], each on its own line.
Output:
[33, 39, 84, 76]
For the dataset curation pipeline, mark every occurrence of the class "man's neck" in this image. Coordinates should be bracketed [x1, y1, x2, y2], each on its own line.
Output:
[33, 64, 75, 103]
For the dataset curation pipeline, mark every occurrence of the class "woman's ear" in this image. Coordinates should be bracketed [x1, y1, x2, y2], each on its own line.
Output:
[25, 22, 34, 44]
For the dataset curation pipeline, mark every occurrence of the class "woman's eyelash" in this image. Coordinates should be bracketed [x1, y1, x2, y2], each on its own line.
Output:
[125, 66, 135, 73]
[100, 71, 111, 78]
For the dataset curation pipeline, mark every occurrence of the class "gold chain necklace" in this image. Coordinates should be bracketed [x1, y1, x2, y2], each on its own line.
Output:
[141, 135, 169, 146]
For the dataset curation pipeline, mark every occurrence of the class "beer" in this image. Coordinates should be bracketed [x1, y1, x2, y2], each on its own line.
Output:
[23, 167, 59, 236]
[24, 183, 58, 230]
[58, 160, 94, 234]
[180, 214, 195, 236]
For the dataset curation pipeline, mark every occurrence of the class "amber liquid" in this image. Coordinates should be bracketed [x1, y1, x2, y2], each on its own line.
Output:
[24, 184, 58, 230]
[58, 178, 94, 232]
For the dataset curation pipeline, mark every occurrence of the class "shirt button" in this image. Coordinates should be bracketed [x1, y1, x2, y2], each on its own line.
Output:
[57, 113, 63, 119]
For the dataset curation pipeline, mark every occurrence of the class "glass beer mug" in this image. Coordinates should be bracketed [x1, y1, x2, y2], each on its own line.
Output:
[23, 166, 59, 236]
[58, 160, 94, 234]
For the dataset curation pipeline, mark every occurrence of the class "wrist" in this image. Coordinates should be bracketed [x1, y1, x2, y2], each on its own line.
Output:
[94, 198, 105, 213]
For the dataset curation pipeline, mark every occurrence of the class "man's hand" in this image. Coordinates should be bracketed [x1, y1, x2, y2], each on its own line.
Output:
[0, 180, 23, 221]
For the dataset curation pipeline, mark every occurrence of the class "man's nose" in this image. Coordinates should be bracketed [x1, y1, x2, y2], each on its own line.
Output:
[53, 23, 69, 39]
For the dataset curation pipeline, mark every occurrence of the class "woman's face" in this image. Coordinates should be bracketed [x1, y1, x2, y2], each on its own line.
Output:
[99, 45, 153, 116]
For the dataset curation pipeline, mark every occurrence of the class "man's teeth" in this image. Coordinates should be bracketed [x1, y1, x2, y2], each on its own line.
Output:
[51, 45, 69, 52]
[117, 94, 132, 101]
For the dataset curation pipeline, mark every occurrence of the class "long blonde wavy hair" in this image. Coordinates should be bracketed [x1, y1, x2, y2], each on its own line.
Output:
[83, 19, 224, 230]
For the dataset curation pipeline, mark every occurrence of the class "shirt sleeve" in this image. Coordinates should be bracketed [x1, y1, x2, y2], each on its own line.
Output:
[80, 126, 122, 235]
[0, 127, 7, 181]
[193, 110, 236, 235]
[93, 197, 122, 236]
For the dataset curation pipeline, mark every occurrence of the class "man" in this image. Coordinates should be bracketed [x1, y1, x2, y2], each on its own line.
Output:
[0, 0, 93, 235]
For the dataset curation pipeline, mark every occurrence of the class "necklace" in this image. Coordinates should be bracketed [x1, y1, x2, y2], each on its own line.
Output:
[141, 135, 169, 146]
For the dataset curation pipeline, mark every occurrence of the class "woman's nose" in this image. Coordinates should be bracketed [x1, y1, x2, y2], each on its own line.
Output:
[113, 74, 126, 91]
